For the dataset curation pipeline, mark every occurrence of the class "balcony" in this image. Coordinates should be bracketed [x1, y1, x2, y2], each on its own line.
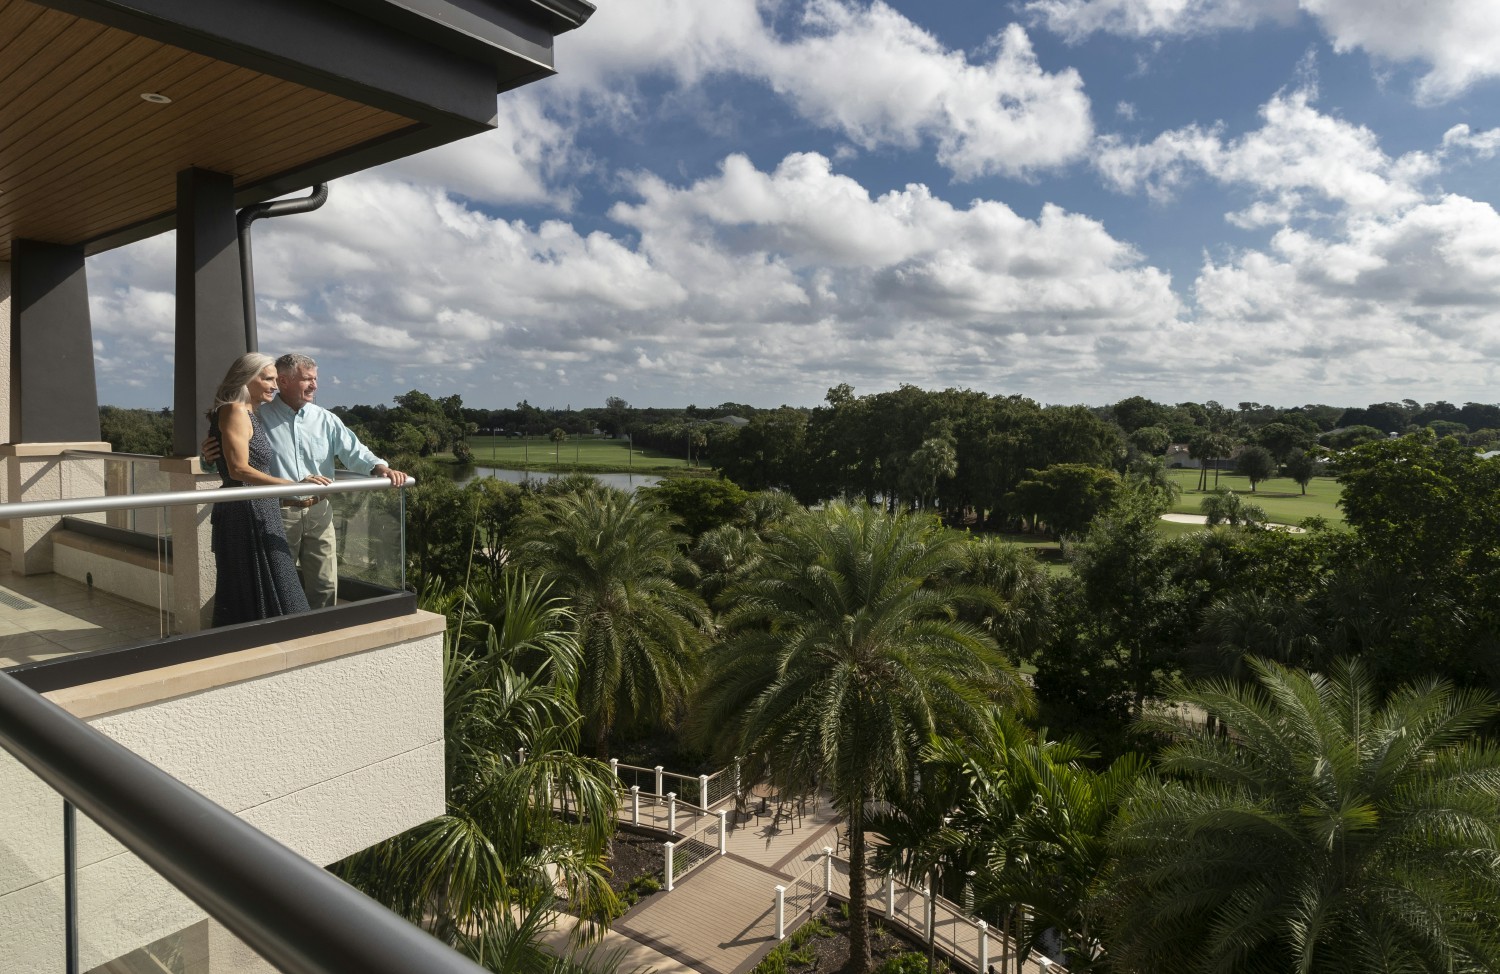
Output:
[0, 447, 451, 972]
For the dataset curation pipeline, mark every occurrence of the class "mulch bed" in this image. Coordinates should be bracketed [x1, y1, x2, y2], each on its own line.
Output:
[781, 902, 945, 974]
[605, 829, 665, 894]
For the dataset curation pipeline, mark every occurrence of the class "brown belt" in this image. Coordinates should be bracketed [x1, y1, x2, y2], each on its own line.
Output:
[280, 497, 320, 509]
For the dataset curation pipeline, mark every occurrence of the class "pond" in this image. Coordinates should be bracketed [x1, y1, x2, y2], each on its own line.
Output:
[453, 466, 663, 492]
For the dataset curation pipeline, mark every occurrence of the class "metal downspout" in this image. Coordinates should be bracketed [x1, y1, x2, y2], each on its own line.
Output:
[237, 184, 328, 351]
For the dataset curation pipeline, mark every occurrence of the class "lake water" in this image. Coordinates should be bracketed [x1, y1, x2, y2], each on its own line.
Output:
[457, 466, 663, 492]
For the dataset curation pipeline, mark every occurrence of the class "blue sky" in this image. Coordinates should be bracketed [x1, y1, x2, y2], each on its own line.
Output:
[89, 0, 1500, 412]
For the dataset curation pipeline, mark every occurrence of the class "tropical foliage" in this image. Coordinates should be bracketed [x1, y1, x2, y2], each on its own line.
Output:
[334, 571, 622, 967]
[1103, 657, 1500, 973]
[513, 487, 710, 754]
[693, 503, 1031, 974]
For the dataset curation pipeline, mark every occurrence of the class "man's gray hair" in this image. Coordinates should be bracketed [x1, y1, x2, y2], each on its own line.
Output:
[276, 353, 317, 375]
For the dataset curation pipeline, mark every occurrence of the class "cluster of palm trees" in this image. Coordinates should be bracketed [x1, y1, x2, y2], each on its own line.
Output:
[343, 480, 1500, 974]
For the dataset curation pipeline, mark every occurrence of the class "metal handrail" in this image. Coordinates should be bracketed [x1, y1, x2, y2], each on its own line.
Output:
[0, 668, 488, 974]
[0, 474, 412, 521]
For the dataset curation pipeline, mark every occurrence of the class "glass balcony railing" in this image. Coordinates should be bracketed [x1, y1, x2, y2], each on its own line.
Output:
[0, 669, 488, 974]
[0, 453, 413, 687]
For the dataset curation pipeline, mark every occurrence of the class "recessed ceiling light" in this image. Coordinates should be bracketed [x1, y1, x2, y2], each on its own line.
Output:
[140, 92, 172, 104]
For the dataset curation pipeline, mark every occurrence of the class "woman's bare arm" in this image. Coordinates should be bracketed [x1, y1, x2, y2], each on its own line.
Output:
[217, 406, 295, 487]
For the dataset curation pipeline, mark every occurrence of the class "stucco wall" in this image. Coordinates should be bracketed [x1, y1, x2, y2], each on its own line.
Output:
[0, 622, 445, 972]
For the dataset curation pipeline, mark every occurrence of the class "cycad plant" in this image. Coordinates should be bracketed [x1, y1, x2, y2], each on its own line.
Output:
[1102, 657, 1500, 973]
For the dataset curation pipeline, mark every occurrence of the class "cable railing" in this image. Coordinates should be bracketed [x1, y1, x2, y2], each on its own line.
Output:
[782, 855, 829, 930]
[663, 812, 724, 890]
[0, 667, 488, 974]
[788, 854, 1068, 974]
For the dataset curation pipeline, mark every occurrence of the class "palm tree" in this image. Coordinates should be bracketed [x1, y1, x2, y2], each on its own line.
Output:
[1102, 657, 1500, 973]
[513, 488, 709, 755]
[1199, 488, 1267, 528]
[693, 503, 1031, 974]
[948, 536, 1054, 660]
[335, 570, 622, 955]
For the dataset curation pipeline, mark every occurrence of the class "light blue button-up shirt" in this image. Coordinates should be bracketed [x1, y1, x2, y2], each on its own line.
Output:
[259, 396, 387, 482]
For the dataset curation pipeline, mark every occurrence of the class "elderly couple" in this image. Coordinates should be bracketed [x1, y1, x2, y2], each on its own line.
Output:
[205, 352, 407, 627]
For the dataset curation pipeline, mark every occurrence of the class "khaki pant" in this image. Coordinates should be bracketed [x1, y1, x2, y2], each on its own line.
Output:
[280, 499, 337, 609]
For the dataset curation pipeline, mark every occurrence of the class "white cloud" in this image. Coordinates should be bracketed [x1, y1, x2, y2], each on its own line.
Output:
[87, 153, 1188, 407]
[1095, 88, 1435, 219]
[557, 0, 1092, 178]
[1026, 0, 1500, 101]
[376, 95, 586, 209]
[1442, 123, 1500, 160]
[1026, 0, 1297, 40]
[1177, 195, 1500, 392]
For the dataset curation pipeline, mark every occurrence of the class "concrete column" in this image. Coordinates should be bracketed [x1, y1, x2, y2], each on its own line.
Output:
[161, 456, 216, 631]
[173, 168, 247, 458]
[11, 240, 100, 445]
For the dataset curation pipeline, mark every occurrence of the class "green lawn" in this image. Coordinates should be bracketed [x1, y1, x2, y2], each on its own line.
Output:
[1165, 468, 1345, 528]
[450, 435, 700, 474]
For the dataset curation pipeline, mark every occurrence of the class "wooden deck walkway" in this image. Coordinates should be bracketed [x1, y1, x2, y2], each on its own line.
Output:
[546, 787, 1064, 974]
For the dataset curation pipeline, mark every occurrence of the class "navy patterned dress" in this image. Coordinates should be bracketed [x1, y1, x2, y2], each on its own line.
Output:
[209, 409, 310, 626]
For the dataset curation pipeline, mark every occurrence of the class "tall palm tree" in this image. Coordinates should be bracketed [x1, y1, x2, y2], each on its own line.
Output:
[335, 570, 622, 956]
[693, 503, 1031, 974]
[513, 488, 709, 756]
[1102, 657, 1500, 973]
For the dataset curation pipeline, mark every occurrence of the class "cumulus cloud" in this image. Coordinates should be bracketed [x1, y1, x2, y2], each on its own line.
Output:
[1173, 195, 1500, 392]
[557, 0, 1092, 178]
[86, 153, 1189, 407]
[1025, 0, 1500, 101]
[1095, 87, 1436, 221]
[376, 95, 587, 209]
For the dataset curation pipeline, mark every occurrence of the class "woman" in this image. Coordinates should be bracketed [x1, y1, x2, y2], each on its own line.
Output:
[206, 353, 330, 626]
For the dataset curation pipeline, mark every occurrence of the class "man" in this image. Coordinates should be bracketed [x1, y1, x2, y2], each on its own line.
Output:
[204, 353, 407, 608]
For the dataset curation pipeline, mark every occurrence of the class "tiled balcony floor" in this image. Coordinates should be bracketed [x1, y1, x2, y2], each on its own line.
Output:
[0, 549, 167, 670]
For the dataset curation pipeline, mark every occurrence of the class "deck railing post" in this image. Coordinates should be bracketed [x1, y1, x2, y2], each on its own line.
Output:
[886, 872, 895, 917]
[664, 841, 675, 891]
[923, 885, 934, 942]
[654, 765, 664, 804]
[610, 758, 619, 781]
[976, 920, 988, 974]
[517, 747, 526, 765]
[719, 810, 729, 855]
[823, 846, 833, 894]
[631, 785, 640, 826]
[699, 773, 710, 806]
[667, 792, 677, 835]
[775, 885, 786, 940]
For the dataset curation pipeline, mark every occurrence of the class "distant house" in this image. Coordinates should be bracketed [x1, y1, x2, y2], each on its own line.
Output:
[1166, 444, 1199, 468]
[712, 415, 750, 428]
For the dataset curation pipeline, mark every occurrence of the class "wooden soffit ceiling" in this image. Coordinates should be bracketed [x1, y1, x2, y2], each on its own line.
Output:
[0, 0, 420, 262]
